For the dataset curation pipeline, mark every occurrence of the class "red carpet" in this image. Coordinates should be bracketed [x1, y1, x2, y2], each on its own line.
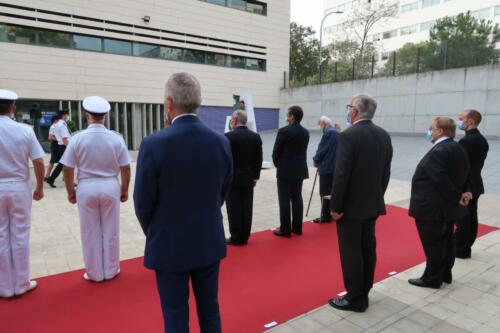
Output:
[0, 206, 497, 333]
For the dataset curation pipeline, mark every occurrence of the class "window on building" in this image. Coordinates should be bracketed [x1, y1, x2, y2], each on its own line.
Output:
[104, 38, 132, 55]
[133, 43, 161, 58]
[383, 30, 398, 39]
[420, 20, 436, 31]
[400, 25, 418, 36]
[2, 25, 37, 44]
[496, 6, 500, 16]
[246, 58, 265, 70]
[401, 2, 419, 14]
[422, 0, 440, 8]
[228, 0, 246, 11]
[200, 0, 267, 15]
[471, 8, 491, 20]
[207, 53, 227, 66]
[230, 55, 246, 68]
[367, 34, 381, 43]
[73, 34, 102, 51]
[38, 30, 72, 48]
[247, 1, 266, 15]
[160, 47, 184, 61]
[381, 52, 389, 61]
[205, 0, 226, 5]
[184, 49, 206, 63]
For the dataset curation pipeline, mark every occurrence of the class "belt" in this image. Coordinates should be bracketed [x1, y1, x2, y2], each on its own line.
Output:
[79, 177, 118, 183]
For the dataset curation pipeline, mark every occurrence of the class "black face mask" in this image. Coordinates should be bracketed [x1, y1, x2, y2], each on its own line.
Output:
[228, 121, 233, 131]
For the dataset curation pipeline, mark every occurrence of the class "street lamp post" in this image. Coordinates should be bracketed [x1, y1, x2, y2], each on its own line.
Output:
[319, 10, 343, 84]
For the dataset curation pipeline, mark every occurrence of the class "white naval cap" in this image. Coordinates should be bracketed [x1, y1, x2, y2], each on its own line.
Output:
[82, 96, 111, 114]
[0, 89, 18, 103]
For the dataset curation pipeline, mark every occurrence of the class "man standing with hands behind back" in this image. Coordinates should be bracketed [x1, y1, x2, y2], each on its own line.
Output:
[328, 94, 393, 313]
[225, 110, 263, 246]
[455, 110, 489, 259]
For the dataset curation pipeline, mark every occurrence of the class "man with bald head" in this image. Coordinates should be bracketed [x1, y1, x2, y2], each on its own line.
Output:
[455, 110, 489, 259]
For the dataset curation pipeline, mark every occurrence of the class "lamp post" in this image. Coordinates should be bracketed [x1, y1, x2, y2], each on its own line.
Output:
[319, 10, 343, 84]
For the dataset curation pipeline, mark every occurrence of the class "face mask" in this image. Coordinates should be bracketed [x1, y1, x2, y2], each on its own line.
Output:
[427, 130, 433, 142]
[458, 121, 466, 131]
[345, 111, 351, 128]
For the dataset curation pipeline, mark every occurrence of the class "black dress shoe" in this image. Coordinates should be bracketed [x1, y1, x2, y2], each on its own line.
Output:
[226, 238, 246, 246]
[292, 230, 302, 236]
[45, 179, 56, 188]
[273, 229, 291, 238]
[328, 298, 367, 313]
[313, 217, 322, 223]
[443, 273, 452, 284]
[455, 252, 471, 259]
[408, 278, 441, 289]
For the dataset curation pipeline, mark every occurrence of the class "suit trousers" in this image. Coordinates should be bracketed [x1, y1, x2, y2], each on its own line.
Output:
[226, 186, 254, 244]
[455, 196, 479, 257]
[155, 261, 221, 333]
[0, 182, 32, 297]
[319, 173, 333, 221]
[336, 217, 377, 304]
[277, 178, 304, 234]
[77, 178, 121, 282]
[48, 145, 66, 182]
[415, 219, 455, 284]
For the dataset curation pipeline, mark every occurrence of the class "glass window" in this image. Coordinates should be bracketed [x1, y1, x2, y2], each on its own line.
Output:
[0, 24, 6, 42]
[38, 30, 72, 48]
[184, 49, 205, 63]
[383, 30, 398, 39]
[422, 0, 440, 8]
[207, 53, 226, 66]
[471, 8, 490, 20]
[401, 2, 419, 14]
[103, 38, 132, 55]
[4, 25, 37, 44]
[228, 0, 246, 11]
[160, 46, 183, 61]
[400, 25, 418, 36]
[247, 1, 266, 15]
[133, 42, 161, 58]
[246, 58, 265, 71]
[206, 0, 226, 5]
[73, 34, 102, 51]
[420, 20, 436, 31]
[496, 6, 500, 16]
[230, 55, 246, 69]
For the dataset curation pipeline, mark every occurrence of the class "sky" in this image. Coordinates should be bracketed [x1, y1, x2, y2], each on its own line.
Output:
[290, 0, 324, 35]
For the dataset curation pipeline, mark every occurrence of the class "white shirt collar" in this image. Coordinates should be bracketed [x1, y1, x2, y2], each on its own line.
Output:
[88, 123, 105, 128]
[172, 113, 197, 124]
[434, 136, 450, 146]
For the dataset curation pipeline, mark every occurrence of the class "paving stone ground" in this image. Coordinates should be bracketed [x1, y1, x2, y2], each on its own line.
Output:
[26, 134, 500, 333]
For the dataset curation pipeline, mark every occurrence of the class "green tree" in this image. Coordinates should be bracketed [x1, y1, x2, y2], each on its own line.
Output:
[428, 12, 500, 69]
[289, 22, 321, 86]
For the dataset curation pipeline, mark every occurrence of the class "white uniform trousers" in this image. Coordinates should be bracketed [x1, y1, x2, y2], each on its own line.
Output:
[0, 182, 32, 297]
[77, 178, 121, 282]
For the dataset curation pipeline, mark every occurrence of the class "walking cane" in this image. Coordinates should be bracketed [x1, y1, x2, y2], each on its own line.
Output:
[306, 169, 319, 217]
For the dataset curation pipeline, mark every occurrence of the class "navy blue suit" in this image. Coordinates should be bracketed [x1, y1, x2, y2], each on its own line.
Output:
[134, 115, 233, 333]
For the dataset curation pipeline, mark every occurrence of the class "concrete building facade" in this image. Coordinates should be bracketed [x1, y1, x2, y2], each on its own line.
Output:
[0, 0, 289, 149]
[323, 0, 500, 60]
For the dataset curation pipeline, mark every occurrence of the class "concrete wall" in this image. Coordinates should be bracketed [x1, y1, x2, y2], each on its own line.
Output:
[279, 65, 500, 137]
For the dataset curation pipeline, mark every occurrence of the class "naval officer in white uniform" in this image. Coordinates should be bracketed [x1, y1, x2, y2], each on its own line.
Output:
[60, 96, 131, 282]
[0, 89, 45, 298]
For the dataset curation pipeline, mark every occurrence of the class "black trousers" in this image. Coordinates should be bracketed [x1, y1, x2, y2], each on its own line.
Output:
[319, 173, 333, 221]
[226, 186, 254, 244]
[277, 178, 304, 234]
[155, 262, 221, 333]
[415, 219, 455, 285]
[48, 145, 66, 182]
[336, 217, 377, 304]
[455, 196, 479, 257]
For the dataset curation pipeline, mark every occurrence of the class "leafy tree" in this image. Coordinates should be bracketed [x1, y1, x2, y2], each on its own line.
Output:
[289, 22, 321, 86]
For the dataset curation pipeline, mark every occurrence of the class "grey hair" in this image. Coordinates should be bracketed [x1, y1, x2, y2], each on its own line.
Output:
[351, 94, 377, 120]
[318, 116, 331, 125]
[165, 72, 202, 113]
[232, 110, 248, 125]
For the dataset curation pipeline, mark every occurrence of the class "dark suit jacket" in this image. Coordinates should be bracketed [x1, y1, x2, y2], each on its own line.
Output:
[313, 127, 339, 176]
[331, 120, 393, 220]
[133, 116, 233, 272]
[409, 138, 470, 222]
[272, 123, 310, 180]
[225, 126, 263, 188]
[459, 129, 489, 197]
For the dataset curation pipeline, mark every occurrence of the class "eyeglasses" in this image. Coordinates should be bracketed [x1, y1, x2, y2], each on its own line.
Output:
[346, 104, 354, 110]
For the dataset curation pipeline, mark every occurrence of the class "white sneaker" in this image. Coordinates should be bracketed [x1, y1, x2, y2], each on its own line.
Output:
[27, 280, 37, 292]
[83, 273, 90, 281]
